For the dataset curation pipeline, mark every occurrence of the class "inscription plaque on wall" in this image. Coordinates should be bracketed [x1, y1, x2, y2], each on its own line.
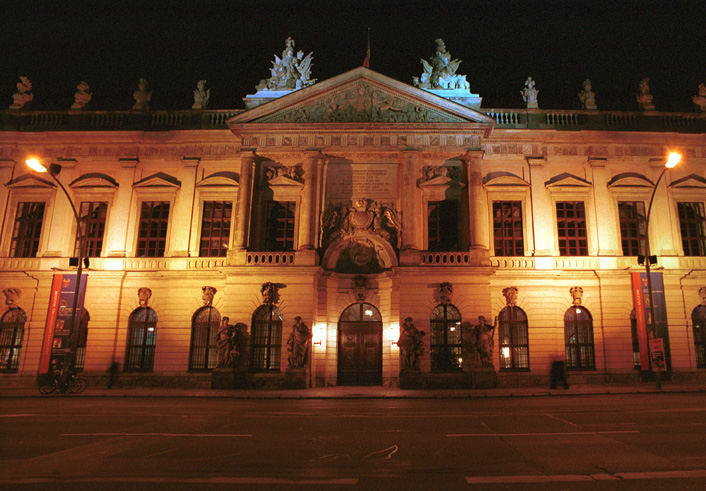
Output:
[326, 163, 397, 201]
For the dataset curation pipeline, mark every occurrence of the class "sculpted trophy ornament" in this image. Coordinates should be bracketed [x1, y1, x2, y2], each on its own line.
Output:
[521, 77, 539, 108]
[261, 282, 286, 305]
[202, 286, 217, 306]
[636, 78, 655, 111]
[256, 37, 316, 91]
[438, 282, 453, 305]
[192, 80, 210, 109]
[137, 287, 152, 307]
[132, 78, 152, 111]
[70, 81, 92, 110]
[578, 79, 597, 110]
[9, 76, 33, 110]
[570, 286, 583, 306]
[397, 317, 425, 370]
[693, 83, 706, 112]
[412, 38, 470, 90]
[2, 288, 20, 308]
[287, 316, 312, 369]
[502, 286, 518, 307]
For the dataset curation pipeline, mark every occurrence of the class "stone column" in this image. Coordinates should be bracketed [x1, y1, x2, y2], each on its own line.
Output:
[232, 150, 256, 261]
[297, 150, 320, 264]
[589, 157, 620, 256]
[464, 150, 489, 261]
[400, 149, 421, 265]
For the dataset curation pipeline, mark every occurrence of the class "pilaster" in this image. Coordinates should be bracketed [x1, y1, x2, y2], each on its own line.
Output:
[104, 159, 137, 257]
[230, 149, 256, 264]
[527, 157, 554, 256]
[589, 157, 620, 256]
[464, 150, 489, 263]
[296, 150, 320, 265]
[400, 149, 422, 265]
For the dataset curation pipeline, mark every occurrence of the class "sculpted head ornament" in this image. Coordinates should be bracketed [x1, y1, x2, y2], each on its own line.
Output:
[502, 287, 518, 306]
[138, 287, 152, 307]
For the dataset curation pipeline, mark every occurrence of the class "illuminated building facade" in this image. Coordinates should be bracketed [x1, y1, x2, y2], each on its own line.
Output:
[1, 67, 705, 388]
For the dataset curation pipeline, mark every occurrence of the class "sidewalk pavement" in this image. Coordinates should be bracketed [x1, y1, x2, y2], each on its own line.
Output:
[3, 383, 706, 399]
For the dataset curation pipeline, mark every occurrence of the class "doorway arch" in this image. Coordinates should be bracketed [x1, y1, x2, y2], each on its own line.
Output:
[337, 302, 382, 386]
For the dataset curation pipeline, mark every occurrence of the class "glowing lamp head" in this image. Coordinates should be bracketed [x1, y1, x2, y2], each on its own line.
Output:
[665, 152, 681, 168]
[25, 158, 48, 173]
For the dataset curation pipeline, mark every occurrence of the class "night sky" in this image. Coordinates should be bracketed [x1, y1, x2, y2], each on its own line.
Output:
[4, 0, 705, 113]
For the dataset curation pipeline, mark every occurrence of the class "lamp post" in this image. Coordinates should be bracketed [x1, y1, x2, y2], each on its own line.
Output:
[26, 158, 85, 389]
[643, 152, 681, 390]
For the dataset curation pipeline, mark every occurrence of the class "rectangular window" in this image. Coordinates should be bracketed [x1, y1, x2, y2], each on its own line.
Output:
[199, 201, 232, 257]
[618, 201, 646, 256]
[678, 202, 706, 256]
[265, 201, 295, 251]
[493, 201, 524, 256]
[427, 200, 459, 251]
[136, 201, 170, 257]
[556, 201, 588, 256]
[10, 202, 45, 258]
[75, 202, 108, 257]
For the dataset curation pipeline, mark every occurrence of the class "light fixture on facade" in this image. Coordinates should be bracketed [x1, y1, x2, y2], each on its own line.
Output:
[313, 323, 327, 348]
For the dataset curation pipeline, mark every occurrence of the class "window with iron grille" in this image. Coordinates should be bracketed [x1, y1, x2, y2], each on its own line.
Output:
[265, 201, 295, 251]
[678, 202, 706, 256]
[74, 202, 107, 257]
[189, 306, 221, 371]
[10, 202, 45, 258]
[199, 201, 232, 257]
[250, 305, 282, 371]
[73, 309, 90, 371]
[0, 308, 26, 372]
[498, 306, 529, 370]
[493, 201, 524, 256]
[618, 201, 646, 256]
[136, 201, 170, 257]
[125, 307, 157, 371]
[430, 304, 462, 371]
[564, 306, 595, 370]
[692, 305, 706, 369]
[556, 201, 588, 256]
[427, 200, 459, 251]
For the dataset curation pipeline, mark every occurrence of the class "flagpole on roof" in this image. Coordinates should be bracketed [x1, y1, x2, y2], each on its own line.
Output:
[363, 27, 371, 68]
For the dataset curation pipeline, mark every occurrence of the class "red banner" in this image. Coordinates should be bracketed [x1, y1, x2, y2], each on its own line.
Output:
[630, 272, 650, 370]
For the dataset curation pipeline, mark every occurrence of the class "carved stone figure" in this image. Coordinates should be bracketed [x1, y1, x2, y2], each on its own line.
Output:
[2, 288, 20, 308]
[700, 286, 706, 305]
[397, 317, 425, 370]
[137, 287, 152, 307]
[578, 79, 597, 110]
[261, 282, 286, 305]
[9, 76, 33, 110]
[693, 83, 706, 112]
[216, 317, 234, 368]
[321, 199, 401, 250]
[264, 164, 303, 183]
[70, 81, 92, 110]
[132, 78, 152, 111]
[502, 286, 518, 306]
[570, 286, 583, 306]
[192, 80, 210, 109]
[287, 316, 312, 369]
[476, 316, 496, 367]
[412, 38, 469, 90]
[421, 164, 463, 183]
[231, 322, 250, 371]
[256, 37, 316, 92]
[439, 282, 453, 305]
[202, 286, 217, 306]
[636, 78, 655, 111]
[354, 276, 369, 302]
[521, 77, 539, 108]
[461, 321, 480, 368]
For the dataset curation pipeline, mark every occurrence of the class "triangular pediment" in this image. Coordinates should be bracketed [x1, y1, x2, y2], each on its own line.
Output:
[670, 174, 706, 189]
[6, 174, 55, 189]
[229, 67, 494, 130]
[133, 172, 181, 189]
[267, 174, 304, 188]
[545, 172, 592, 189]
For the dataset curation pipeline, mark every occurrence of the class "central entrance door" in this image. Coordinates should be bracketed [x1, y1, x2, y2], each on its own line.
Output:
[337, 303, 382, 386]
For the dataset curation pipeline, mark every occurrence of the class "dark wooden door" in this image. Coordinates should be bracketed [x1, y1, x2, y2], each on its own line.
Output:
[337, 321, 382, 385]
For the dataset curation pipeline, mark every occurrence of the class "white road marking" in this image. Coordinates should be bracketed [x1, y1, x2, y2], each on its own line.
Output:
[60, 432, 252, 437]
[448, 430, 639, 437]
[0, 477, 358, 485]
[465, 469, 706, 483]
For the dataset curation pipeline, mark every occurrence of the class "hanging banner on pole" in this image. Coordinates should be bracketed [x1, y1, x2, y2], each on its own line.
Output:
[630, 271, 670, 371]
[630, 272, 650, 370]
[38, 273, 87, 374]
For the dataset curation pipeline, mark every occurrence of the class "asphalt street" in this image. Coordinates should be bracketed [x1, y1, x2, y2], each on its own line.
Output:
[2, 393, 706, 490]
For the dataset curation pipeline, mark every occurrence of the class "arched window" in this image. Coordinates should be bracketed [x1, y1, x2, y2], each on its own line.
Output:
[189, 306, 221, 371]
[0, 308, 26, 372]
[498, 306, 529, 370]
[340, 302, 382, 322]
[74, 309, 90, 371]
[691, 305, 706, 369]
[251, 305, 283, 371]
[430, 304, 462, 371]
[564, 306, 595, 370]
[125, 307, 157, 371]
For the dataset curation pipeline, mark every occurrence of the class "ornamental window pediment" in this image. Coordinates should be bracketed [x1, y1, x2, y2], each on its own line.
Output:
[69, 173, 119, 189]
[607, 172, 654, 189]
[669, 174, 706, 189]
[545, 172, 592, 191]
[196, 171, 239, 189]
[264, 164, 304, 189]
[133, 172, 181, 189]
[6, 174, 55, 189]
[483, 171, 529, 188]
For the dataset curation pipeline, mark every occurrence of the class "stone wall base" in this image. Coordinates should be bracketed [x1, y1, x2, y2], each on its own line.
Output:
[400, 368, 497, 390]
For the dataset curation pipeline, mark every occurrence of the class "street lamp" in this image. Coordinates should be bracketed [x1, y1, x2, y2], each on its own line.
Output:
[25, 158, 85, 389]
[642, 151, 681, 390]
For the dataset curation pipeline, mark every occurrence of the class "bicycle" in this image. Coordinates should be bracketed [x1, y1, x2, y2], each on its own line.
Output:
[38, 370, 87, 394]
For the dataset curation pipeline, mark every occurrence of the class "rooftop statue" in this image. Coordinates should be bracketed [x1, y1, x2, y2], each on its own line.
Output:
[132, 78, 152, 111]
[9, 76, 33, 110]
[255, 37, 315, 91]
[192, 79, 210, 109]
[521, 77, 539, 108]
[693, 83, 706, 112]
[70, 81, 92, 110]
[636, 77, 655, 111]
[412, 38, 470, 90]
[578, 79, 597, 110]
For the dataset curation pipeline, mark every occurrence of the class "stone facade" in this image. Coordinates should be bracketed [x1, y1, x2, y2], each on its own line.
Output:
[1, 67, 705, 388]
